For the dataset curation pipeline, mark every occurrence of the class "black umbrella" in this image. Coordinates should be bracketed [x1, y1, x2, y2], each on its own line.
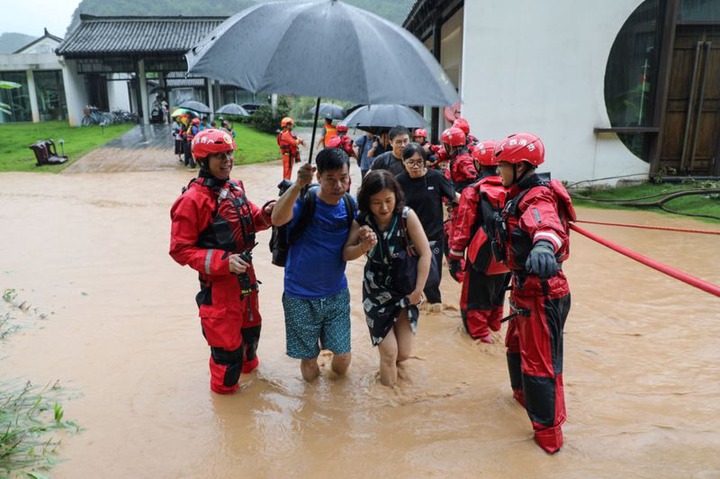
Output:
[216, 103, 250, 116]
[179, 100, 212, 115]
[309, 103, 346, 120]
[186, 0, 459, 162]
[340, 104, 427, 131]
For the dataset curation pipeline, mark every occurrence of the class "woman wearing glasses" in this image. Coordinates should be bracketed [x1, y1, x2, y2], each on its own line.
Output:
[396, 143, 459, 312]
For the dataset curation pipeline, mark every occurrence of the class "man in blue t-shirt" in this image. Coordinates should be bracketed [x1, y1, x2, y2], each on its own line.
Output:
[271, 149, 355, 382]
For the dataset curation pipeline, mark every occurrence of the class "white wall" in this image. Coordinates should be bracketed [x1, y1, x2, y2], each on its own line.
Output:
[20, 37, 61, 54]
[107, 74, 131, 112]
[461, 0, 649, 184]
[0, 53, 61, 71]
[59, 58, 88, 127]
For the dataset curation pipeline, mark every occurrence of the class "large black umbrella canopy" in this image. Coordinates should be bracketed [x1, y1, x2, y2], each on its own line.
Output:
[179, 100, 212, 114]
[186, 0, 458, 106]
[340, 104, 427, 131]
[216, 103, 250, 116]
[186, 0, 458, 161]
[309, 103, 346, 120]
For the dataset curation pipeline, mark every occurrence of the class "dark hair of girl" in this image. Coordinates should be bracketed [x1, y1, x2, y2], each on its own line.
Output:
[357, 170, 405, 216]
[402, 142, 427, 161]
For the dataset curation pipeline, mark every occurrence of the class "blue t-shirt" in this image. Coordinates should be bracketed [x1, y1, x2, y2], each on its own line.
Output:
[283, 189, 356, 299]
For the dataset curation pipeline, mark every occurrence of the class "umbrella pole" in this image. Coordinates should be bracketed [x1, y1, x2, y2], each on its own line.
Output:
[307, 97, 321, 164]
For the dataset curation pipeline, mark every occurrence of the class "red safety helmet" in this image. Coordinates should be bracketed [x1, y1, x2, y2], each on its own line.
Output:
[336, 124, 348, 133]
[413, 128, 428, 139]
[191, 128, 236, 160]
[441, 126, 466, 147]
[191, 117, 201, 125]
[280, 116, 294, 128]
[453, 117, 470, 136]
[494, 133, 545, 166]
[471, 140, 498, 167]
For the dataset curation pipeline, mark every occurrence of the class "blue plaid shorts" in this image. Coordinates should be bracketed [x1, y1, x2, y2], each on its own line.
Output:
[282, 288, 351, 359]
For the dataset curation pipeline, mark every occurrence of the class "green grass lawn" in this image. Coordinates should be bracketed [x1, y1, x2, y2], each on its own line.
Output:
[232, 123, 281, 165]
[572, 180, 720, 224]
[0, 121, 136, 173]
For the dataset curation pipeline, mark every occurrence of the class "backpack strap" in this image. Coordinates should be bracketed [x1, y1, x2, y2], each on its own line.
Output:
[341, 193, 355, 229]
[287, 188, 317, 244]
[288, 189, 355, 244]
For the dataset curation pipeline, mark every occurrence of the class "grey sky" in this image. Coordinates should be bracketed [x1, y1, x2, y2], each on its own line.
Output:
[0, 0, 78, 38]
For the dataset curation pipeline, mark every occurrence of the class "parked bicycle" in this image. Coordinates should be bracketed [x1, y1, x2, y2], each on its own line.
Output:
[81, 106, 139, 126]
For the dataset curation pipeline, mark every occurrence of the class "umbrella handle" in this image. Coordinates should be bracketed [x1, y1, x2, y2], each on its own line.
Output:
[307, 97, 321, 164]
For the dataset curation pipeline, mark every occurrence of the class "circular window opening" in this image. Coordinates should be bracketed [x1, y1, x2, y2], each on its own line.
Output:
[604, 0, 662, 162]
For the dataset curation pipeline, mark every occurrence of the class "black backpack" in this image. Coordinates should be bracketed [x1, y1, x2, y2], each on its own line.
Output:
[269, 187, 355, 267]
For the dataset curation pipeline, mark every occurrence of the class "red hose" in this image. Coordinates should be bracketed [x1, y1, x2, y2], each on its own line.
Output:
[575, 219, 720, 235]
[569, 223, 720, 297]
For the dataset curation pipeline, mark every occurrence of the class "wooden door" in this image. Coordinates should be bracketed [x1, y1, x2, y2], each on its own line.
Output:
[660, 25, 720, 175]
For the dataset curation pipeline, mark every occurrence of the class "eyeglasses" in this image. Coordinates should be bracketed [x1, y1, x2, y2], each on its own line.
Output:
[404, 160, 425, 168]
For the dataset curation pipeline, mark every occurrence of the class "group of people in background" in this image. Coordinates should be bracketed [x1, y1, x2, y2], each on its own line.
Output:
[172, 114, 235, 169]
[169, 113, 575, 454]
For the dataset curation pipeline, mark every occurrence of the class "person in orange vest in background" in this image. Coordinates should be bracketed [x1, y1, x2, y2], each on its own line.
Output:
[448, 140, 510, 343]
[277, 116, 305, 181]
[316, 117, 338, 149]
[493, 132, 575, 454]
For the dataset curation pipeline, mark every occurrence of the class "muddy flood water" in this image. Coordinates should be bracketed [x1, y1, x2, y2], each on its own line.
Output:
[1, 151, 719, 478]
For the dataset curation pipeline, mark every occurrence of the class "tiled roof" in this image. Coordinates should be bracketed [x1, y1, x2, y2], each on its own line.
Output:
[56, 15, 227, 58]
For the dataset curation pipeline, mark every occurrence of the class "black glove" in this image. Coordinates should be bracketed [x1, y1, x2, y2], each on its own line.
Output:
[525, 240, 559, 278]
[448, 259, 463, 282]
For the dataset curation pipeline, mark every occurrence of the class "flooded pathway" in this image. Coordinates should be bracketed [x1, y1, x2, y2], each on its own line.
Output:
[0, 156, 718, 478]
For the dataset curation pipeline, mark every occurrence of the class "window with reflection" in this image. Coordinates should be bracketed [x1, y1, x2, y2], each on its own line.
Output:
[34, 70, 67, 121]
[0, 72, 31, 123]
[604, 0, 663, 160]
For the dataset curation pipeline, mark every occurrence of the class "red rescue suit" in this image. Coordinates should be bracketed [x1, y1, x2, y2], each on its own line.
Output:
[170, 176, 273, 394]
[449, 174, 510, 340]
[443, 148, 478, 262]
[326, 134, 355, 192]
[278, 130, 302, 180]
[327, 134, 356, 159]
[497, 173, 575, 453]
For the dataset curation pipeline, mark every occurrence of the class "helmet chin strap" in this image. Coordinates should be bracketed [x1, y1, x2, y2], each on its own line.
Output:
[512, 162, 531, 184]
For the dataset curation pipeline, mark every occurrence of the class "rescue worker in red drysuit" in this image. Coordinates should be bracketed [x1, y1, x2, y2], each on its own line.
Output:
[413, 128, 428, 145]
[448, 140, 510, 343]
[169, 129, 276, 395]
[414, 128, 441, 166]
[277, 116, 305, 181]
[326, 124, 356, 192]
[327, 124, 356, 160]
[440, 126, 479, 264]
[427, 143, 448, 171]
[493, 132, 575, 454]
[453, 117, 479, 147]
